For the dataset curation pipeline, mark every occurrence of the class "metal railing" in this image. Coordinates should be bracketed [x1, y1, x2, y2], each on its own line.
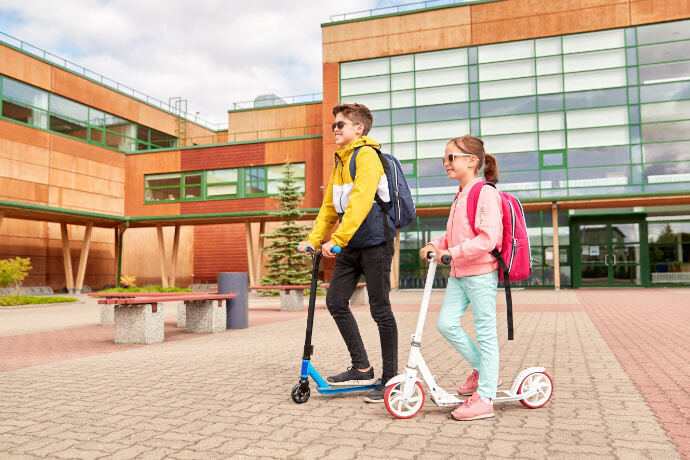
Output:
[162, 124, 322, 150]
[329, 0, 487, 22]
[231, 93, 322, 111]
[0, 31, 227, 131]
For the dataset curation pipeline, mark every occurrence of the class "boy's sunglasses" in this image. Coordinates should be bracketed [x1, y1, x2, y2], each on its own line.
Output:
[332, 120, 360, 131]
[442, 152, 475, 165]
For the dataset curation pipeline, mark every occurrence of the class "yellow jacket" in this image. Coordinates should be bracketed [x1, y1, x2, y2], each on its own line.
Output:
[307, 136, 390, 248]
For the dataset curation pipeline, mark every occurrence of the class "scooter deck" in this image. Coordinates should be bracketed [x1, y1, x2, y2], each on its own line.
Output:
[301, 359, 378, 395]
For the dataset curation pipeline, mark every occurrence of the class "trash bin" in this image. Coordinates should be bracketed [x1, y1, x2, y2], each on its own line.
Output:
[218, 272, 248, 329]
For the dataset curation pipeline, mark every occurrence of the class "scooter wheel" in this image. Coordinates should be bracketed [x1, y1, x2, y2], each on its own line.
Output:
[291, 383, 310, 404]
[518, 371, 553, 409]
[384, 381, 425, 419]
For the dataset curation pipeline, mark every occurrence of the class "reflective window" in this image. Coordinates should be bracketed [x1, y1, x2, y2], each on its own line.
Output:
[642, 121, 690, 143]
[415, 103, 468, 123]
[568, 146, 630, 167]
[638, 41, 690, 65]
[639, 61, 690, 85]
[637, 20, 690, 44]
[639, 81, 690, 103]
[480, 96, 536, 116]
[643, 141, 690, 163]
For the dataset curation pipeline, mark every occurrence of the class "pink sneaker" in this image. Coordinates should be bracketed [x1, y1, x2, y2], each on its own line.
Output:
[451, 392, 494, 421]
[457, 370, 503, 396]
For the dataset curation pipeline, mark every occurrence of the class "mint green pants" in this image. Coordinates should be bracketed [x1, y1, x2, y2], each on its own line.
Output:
[437, 271, 499, 399]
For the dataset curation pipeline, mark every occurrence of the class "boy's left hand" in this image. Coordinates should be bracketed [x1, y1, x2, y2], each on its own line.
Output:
[322, 241, 337, 258]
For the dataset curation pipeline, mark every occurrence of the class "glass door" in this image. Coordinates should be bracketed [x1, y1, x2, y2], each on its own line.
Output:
[572, 216, 648, 287]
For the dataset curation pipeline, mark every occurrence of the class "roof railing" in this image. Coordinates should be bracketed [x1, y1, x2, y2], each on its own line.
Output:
[0, 31, 227, 131]
[230, 93, 322, 111]
[329, 0, 485, 22]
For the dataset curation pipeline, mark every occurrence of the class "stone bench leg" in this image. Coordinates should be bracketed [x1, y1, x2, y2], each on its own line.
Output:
[350, 285, 369, 306]
[280, 290, 304, 311]
[100, 304, 114, 326]
[177, 301, 186, 328]
[114, 303, 164, 344]
[186, 299, 226, 333]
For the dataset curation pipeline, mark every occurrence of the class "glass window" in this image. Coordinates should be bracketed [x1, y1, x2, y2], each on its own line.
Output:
[145, 173, 181, 201]
[391, 108, 415, 124]
[536, 56, 562, 75]
[495, 170, 540, 191]
[562, 29, 624, 53]
[341, 58, 389, 79]
[539, 112, 565, 131]
[538, 94, 564, 112]
[478, 40, 533, 63]
[637, 20, 690, 45]
[645, 162, 690, 183]
[542, 151, 564, 167]
[416, 67, 468, 87]
[371, 109, 391, 126]
[537, 75, 563, 94]
[566, 106, 628, 129]
[566, 165, 630, 187]
[563, 68, 626, 92]
[479, 59, 534, 81]
[183, 173, 202, 199]
[480, 114, 536, 135]
[567, 126, 629, 148]
[392, 142, 416, 159]
[266, 164, 305, 194]
[568, 146, 630, 167]
[391, 55, 414, 73]
[539, 131, 565, 150]
[207, 168, 237, 184]
[245, 167, 266, 195]
[643, 141, 690, 163]
[638, 41, 690, 65]
[642, 120, 690, 143]
[340, 75, 389, 96]
[415, 48, 467, 70]
[50, 94, 88, 123]
[416, 120, 469, 141]
[416, 85, 468, 105]
[482, 133, 537, 153]
[392, 90, 414, 108]
[639, 61, 690, 85]
[391, 72, 414, 91]
[415, 103, 468, 123]
[417, 139, 450, 159]
[639, 80, 690, 103]
[393, 124, 415, 142]
[563, 49, 625, 72]
[648, 222, 690, 243]
[2, 78, 48, 109]
[368, 126, 391, 144]
[341, 92, 389, 110]
[536, 37, 561, 56]
[494, 152, 539, 170]
[416, 158, 446, 177]
[564, 87, 627, 109]
[481, 96, 537, 116]
[479, 78, 535, 99]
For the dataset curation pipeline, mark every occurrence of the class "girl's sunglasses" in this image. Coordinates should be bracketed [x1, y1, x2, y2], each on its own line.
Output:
[442, 152, 475, 165]
[331, 120, 359, 131]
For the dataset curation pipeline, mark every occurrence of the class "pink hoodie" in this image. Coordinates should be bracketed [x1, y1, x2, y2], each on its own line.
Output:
[431, 177, 503, 278]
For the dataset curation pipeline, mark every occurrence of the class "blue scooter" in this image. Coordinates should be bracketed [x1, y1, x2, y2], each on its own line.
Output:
[291, 245, 379, 403]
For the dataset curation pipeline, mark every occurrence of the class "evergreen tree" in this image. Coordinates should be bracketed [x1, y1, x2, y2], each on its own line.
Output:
[260, 163, 312, 290]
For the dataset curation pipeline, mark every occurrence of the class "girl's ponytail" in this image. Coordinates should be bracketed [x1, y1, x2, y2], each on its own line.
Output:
[484, 153, 499, 184]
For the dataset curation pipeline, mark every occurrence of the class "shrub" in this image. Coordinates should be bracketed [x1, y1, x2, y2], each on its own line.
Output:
[0, 257, 32, 296]
[0, 296, 77, 306]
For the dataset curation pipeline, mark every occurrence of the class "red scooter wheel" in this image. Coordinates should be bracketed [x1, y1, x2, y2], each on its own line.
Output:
[385, 381, 425, 419]
[518, 372, 553, 408]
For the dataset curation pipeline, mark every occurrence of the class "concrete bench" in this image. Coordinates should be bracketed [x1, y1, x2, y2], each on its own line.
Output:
[92, 292, 236, 343]
[248, 285, 311, 311]
[321, 282, 368, 306]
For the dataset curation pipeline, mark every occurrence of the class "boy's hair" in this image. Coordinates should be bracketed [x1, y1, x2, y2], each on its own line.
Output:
[448, 135, 499, 184]
[333, 103, 373, 135]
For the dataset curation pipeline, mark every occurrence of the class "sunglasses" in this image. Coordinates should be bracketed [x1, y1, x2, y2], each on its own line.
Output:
[332, 120, 360, 131]
[442, 152, 475, 165]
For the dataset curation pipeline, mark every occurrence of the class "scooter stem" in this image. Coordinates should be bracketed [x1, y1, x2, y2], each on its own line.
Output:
[412, 256, 438, 345]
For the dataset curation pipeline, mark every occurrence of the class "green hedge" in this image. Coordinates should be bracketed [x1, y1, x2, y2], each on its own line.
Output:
[0, 296, 78, 306]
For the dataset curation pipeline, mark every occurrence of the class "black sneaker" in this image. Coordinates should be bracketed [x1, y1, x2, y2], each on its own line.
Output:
[363, 383, 386, 403]
[327, 367, 376, 386]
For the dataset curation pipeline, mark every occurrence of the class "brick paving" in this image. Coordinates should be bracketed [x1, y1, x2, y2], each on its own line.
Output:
[0, 289, 686, 459]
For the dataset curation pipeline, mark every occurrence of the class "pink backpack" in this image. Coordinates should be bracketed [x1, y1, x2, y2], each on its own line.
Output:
[467, 181, 532, 340]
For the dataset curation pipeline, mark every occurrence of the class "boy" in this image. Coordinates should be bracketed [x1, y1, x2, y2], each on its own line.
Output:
[298, 103, 398, 403]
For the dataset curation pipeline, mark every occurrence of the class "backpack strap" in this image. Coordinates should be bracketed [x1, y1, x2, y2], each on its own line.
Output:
[351, 146, 394, 256]
[467, 181, 514, 340]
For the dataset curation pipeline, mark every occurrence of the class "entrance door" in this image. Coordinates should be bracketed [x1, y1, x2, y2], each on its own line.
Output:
[572, 216, 649, 287]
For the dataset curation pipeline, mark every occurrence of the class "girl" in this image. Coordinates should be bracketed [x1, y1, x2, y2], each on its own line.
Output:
[419, 134, 502, 421]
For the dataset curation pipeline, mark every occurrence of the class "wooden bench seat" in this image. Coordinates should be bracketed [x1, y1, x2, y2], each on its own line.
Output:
[90, 292, 236, 344]
[248, 285, 311, 311]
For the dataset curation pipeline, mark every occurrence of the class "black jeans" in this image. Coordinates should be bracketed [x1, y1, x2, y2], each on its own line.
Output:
[325, 243, 398, 382]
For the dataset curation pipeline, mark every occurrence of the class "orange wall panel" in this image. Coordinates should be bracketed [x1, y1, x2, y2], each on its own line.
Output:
[48, 187, 124, 215]
[49, 134, 124, 168]
[630, 0, 690, 25]
[0, 45, 52, 90]
[50, 151, 125, 184]
[125, 150, 181, 216]
[0, 177, 49, 203]
[0, 119, 50, 149]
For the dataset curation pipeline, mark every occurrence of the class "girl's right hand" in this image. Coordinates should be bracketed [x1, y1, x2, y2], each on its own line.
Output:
[419, 243, 436, 259]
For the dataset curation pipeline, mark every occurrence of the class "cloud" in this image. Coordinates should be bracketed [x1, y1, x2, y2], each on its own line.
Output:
[0, 0, 379, 126]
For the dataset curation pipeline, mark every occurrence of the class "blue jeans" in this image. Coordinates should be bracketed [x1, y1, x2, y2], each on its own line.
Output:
[437, 271, 499, 399]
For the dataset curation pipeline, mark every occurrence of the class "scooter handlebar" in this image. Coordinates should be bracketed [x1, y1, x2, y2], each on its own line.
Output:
[427, 251, 451, 265]
[297, 245, 341, 254]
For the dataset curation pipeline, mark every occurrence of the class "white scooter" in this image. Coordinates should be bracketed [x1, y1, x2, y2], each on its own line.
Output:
[384, 252, 553, 419]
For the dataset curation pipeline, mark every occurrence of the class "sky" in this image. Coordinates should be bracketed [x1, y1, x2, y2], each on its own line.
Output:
[0, 0, 406, 127]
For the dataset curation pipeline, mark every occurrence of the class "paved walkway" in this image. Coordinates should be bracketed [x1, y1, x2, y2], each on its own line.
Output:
[0, 289, 687, 459]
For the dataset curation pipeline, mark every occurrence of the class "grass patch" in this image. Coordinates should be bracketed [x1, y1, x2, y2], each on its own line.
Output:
[0, 296, 78, 306]
[97, 285, 192, 294]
